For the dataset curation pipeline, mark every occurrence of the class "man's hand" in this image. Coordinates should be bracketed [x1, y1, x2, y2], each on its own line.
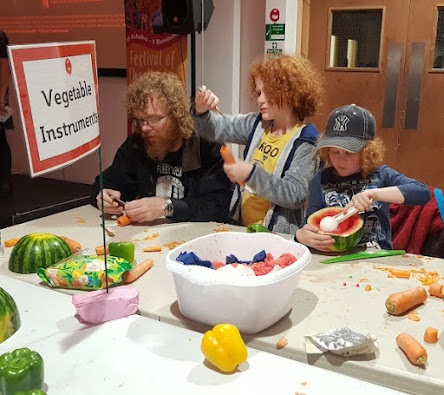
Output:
[96, 188, 124, 215]
[295, 223, 335, 252]
[124, 197, 166, 222]
[195, 85, 220, 115]
[223, 160, 253, 185]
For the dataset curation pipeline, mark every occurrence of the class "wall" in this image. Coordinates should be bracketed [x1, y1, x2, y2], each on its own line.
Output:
[8, 0, 266, 183]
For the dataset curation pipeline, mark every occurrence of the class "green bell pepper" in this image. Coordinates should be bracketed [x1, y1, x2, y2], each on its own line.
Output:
[0, 348, 44, 395]
[14, 390, 47, 395]
[246, 223, 270, 233]
[109, 241, 135, 264]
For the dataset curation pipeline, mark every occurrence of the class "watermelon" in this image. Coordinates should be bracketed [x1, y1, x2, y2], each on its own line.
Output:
[307, 207, 364, 252]
[9, 233, 72, 274]
[0, 287, 21, 343]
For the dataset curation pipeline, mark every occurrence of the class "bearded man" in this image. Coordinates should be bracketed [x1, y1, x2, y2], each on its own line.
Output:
[91, 71, 233, 223]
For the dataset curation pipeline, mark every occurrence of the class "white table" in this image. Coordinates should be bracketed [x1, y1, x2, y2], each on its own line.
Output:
[0, 275, 404, 395]
[1, 205, 442, 394]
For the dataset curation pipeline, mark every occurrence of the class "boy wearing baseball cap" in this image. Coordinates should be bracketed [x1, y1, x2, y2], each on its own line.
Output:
[296, 104, 431, 251]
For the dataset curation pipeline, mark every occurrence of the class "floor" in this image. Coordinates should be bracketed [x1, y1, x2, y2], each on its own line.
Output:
[0, 174, 92, 229]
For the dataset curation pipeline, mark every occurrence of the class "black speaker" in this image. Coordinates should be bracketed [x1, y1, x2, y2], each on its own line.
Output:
[161, 0, 214, 34]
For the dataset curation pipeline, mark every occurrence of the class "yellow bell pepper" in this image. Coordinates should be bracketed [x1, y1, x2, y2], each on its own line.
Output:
[201, 324, 248, 373]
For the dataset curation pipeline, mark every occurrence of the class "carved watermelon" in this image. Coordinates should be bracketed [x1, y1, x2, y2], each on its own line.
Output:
[0, 287, 21, 343]
[9, 233, 72, 274]
[308, 207, 364, 252]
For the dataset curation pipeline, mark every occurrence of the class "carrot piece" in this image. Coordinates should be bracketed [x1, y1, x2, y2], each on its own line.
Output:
[220, 145, 245, 187]
[385, 286, 427, 315]
[424, 327, 438, 344]
[396, 332, 427, 366]
[4, 238, 19, 247]
[407, 313, 420, 321]
[389, 269, 411, 279]
[220, 145, 236, 164]
[117, 214, 132, 227]
[276, 336, 288, 349]
[143, 246, 162, 252]
[95, 245, 109, 255]
[428, 283, 443, 298]
[123, 258, 154, 283]
[60, 236, 82, 254]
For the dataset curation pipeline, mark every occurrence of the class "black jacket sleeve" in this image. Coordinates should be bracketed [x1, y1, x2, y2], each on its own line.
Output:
[172, 139, 233, 223]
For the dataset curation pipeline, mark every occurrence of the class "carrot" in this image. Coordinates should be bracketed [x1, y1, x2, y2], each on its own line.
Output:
[60, 236, 82, 254]
[4, 238, 19, 247]
[123, 258, 154, 283]
[385, 286, 427, 315]
[428, 283, 443, 298]
[117, 214, 132, 227]
[95, 244, 109, 255]
[220, 145, 236, 164]
[396, 332, 427, 366]
[220, 145, 245, 187]
[424, 327, 438, 344]
[143, 246, 162, 252]
[389, 269, 411, 279]
[276, 337, 288, 349]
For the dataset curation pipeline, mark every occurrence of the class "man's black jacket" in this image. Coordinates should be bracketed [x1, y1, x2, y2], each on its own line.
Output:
[90, 133, 233, 223]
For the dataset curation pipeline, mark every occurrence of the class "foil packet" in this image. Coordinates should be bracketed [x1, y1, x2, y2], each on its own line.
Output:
[305, 327, 378, 357]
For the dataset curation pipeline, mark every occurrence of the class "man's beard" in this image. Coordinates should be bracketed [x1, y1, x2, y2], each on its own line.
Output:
[142, 127, 182, 162]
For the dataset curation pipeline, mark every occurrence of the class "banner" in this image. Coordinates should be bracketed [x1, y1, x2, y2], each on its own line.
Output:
[125, 0, 188, 84]
[8, 41, 100, 177]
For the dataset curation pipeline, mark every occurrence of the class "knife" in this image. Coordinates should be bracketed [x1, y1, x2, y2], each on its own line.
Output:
[319, 249, 406, 264]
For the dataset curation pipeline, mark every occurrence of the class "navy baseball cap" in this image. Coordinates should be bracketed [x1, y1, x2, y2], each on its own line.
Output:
[317, 104, 376, 152]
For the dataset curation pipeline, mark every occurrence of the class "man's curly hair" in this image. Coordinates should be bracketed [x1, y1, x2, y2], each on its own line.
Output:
[248, 54, 324, 122]
[317, 138, 385, 178]
[126, 71, 194, 139]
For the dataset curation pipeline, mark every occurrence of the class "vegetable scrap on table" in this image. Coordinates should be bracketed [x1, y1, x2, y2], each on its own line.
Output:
[374, 265, 443, 285]
[134, 232, 160, 242]
[276, 336, 288, 349]
[73, 216, 86, 224]
[143, 246, 162, 253]
[407, 312, 421, 321]
[163, 240, 185, 249]
[4, 238, 19, 247]
[212, 223, 232, 232]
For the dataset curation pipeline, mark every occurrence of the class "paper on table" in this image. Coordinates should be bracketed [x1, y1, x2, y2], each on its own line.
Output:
[0, 106, 13, 123]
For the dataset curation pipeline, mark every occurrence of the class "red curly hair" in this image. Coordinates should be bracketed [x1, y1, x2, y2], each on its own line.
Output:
[248, 54, 324, 121]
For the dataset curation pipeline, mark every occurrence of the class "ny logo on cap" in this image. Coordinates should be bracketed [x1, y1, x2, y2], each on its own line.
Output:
[333, 115, 349, 132]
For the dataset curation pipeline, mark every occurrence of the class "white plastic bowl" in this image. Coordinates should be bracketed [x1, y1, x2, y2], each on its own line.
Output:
[165, 232, 311, 334]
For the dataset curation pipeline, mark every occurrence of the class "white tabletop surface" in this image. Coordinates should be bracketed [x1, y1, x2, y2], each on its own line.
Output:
[1, 205, 442, 394]
[0, 275, 405, 395]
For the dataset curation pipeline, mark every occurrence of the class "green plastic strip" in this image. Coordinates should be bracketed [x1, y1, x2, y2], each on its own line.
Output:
[319, 250, 406, 264]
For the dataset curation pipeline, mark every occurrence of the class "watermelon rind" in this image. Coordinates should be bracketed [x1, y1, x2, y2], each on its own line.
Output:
[0, 287, 21, 343]
[9, 233, 72, 274]
[308, 207, 364, 252]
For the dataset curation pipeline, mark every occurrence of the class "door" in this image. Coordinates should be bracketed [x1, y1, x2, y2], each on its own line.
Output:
[306, 0, 444, 188]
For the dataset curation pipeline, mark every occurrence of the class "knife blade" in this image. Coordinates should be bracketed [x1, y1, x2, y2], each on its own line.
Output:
[319, 249, 406, 264]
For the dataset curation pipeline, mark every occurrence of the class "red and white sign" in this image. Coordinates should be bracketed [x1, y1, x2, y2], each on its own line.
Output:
[8, 41, 101, 177]
[270, 8, 280, 22]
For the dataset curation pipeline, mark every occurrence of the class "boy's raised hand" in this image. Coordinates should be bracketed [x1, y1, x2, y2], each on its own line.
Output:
[295, 223, 336, 252]
[195, 85, 220, 115]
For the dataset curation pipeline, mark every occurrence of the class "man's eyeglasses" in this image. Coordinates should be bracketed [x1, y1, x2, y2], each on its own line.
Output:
[132, 113, 170, 128]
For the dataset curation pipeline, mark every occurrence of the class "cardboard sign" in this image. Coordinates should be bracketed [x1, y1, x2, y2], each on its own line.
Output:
[8, 41, 101, 177]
